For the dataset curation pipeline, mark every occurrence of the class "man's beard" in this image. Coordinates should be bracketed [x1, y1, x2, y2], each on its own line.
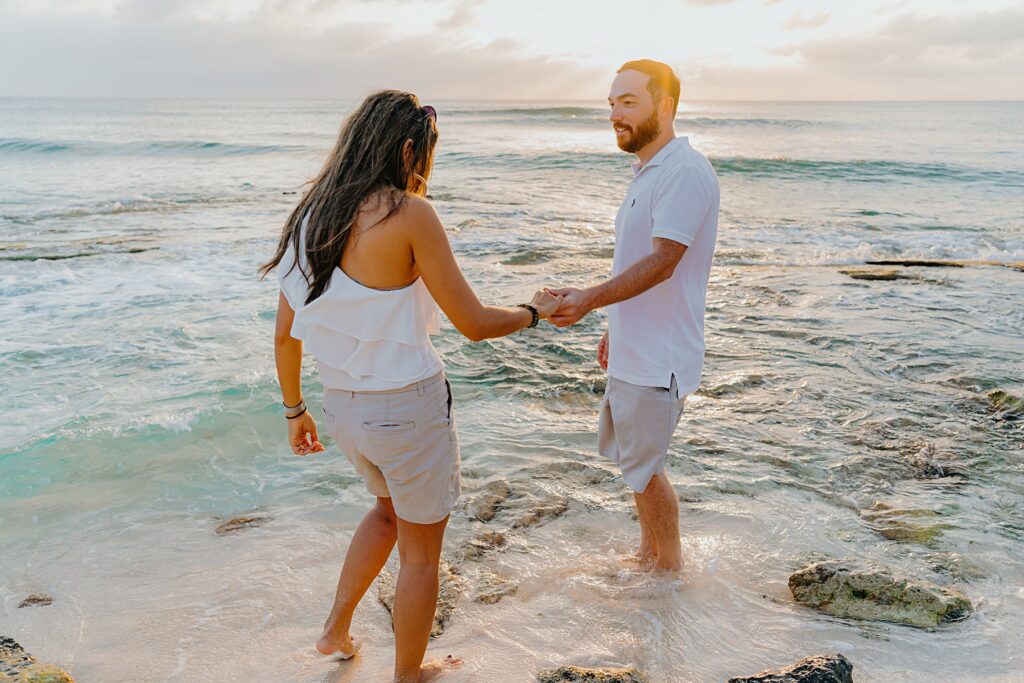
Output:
[617, 110, 660, 153]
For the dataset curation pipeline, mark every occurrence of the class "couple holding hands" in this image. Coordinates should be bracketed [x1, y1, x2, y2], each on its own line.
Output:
[263, 59, 719, 683]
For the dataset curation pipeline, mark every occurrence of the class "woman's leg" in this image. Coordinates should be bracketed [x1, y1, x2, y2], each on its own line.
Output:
[317, 496, 398, 656]
[391, 514, 463, 683]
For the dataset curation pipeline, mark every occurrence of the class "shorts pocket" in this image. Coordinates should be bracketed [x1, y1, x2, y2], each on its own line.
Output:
[362, 420, 415, 433]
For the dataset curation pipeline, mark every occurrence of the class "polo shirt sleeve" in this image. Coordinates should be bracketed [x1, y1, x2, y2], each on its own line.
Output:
[650, 165, 713, 247]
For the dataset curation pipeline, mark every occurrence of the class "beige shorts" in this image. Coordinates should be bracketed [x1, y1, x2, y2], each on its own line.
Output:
[598, 375, 687, 492]
[322, 372, 461, 525]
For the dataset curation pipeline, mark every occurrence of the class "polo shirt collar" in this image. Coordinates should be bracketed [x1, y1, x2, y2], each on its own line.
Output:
[631, 136, 688, 176]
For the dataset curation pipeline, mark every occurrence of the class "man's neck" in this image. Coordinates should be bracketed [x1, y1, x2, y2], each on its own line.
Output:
[635, 129, 677, 168]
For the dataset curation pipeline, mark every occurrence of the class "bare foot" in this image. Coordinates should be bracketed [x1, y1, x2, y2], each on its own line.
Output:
[649, 559, 683, 575]
[315, 631, 361, 660]
[418, 655, 463, 682]
[629, 551, 656, 569]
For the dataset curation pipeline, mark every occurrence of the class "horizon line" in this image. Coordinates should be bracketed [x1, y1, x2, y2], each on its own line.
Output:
[1, 95, 1022, 104]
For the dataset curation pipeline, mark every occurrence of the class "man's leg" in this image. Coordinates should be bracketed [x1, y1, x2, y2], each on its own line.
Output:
[633, 491, 658, 563]
[635, 471, 682, 572]
[317, 496, 398, 656]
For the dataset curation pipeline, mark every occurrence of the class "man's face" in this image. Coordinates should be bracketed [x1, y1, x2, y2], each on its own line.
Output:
[608, 70, 661, 154]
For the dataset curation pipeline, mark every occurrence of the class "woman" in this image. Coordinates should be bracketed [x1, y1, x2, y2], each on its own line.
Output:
[260, 90, 561, 683]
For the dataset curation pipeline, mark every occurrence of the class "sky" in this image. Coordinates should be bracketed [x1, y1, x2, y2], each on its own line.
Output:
[1, 0, 1023, 100]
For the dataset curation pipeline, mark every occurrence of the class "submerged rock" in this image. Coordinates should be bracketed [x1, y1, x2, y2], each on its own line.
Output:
[377, 559, 465, 638]
[214, 515, 271, 535]
[0, 637, 74, 682]
[903, 443, 948, 479]
[467, 480, 513, 522]
[17, 594, 53, 609]
[865, 258, 1024, 271]
[530, 461, 618, 486]
[472, 568, 517, 604]
[536, 665, 647, 682]
[986, 390, 1024, 418]
[860, 503, 948, 546]
[789, 561, 971, 628]
[511, 496, 568, 529]
[702, 373, 767, 398]
[864, 259, 965, 268]
[727, 653, 853, 683]
[839, 268, 917, 281]
[873, 522, 946, 545]
[928, 552, 986, 581]
[458, 530, 508, 562]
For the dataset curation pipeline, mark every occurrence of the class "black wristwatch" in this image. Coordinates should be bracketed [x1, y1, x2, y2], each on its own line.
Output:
[516, 303, 539, 328]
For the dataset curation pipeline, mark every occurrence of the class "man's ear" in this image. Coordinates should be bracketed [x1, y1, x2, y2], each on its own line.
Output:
[660, 97, 674, 122]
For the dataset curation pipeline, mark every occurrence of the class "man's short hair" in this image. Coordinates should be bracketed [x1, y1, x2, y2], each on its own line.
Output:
[617, 59, 681, 116]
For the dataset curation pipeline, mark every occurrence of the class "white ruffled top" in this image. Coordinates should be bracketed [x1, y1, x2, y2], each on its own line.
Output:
[277, 216, 443, 391]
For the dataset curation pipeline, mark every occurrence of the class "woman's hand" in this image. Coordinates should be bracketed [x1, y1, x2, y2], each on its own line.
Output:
[597, 330, 609, 370]
[288, 411, 326, 456]
[531, 289, 564, 321]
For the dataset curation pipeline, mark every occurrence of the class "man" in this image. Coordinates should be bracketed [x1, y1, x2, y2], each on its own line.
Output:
[547, 59, 719, 572]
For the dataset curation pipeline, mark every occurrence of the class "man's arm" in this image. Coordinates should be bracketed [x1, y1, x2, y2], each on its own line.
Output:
[547, 237, 686, 327]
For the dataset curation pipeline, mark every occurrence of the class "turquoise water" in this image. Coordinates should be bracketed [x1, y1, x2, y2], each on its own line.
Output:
[1, 99, 1022, 682]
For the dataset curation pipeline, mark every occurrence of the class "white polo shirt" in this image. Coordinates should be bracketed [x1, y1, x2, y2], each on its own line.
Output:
[606, 136, 719, 397]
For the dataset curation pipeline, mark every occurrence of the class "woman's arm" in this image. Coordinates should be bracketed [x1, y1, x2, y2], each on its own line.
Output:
[274, 291, 325, 455]
[405, 198, 559, 341]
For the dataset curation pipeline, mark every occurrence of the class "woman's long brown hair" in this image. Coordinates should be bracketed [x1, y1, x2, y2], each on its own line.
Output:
[259, 90, 438, 304]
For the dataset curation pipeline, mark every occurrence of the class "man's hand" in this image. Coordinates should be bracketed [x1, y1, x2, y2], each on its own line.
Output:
[288, 411, 326, 456]
[597, 330, 609, 370]
[545, 287, 594, 327]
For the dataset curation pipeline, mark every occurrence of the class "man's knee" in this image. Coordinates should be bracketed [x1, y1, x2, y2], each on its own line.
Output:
[638, 470, 665, 496]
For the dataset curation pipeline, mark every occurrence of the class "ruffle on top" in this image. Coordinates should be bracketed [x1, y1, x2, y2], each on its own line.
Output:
[277, 219, 443, 390]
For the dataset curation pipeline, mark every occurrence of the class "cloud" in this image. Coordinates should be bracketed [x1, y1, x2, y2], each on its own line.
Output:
[437, 0, 483, 29]
[1, 1, 1021, 101]
[782, 11, 829, 31]
[686, 8, 1024, 100]
[776, 8, 1024, 65]
[0, 3, 605, 98]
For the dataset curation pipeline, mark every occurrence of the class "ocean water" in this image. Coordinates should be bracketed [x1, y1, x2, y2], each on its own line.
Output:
[1, 98, 1022, 682]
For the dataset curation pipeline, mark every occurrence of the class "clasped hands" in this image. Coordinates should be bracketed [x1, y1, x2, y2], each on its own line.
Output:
[531, 285, 607, 369]
[527, 286, 594, 327]
[546, 286, 595, 327]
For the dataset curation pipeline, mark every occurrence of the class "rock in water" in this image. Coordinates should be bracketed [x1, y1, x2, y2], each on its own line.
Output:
[536, 666, 647, 682]
[458, 530, 508, 562]
[903, 443, 948, 479]
[472, 568, 518, 604]
[839, 268, 917, 281]
[0, 637, 75, 682]
[529, 461, 619, 486]
[215, 515, 271, 535]
[377, 559, 465, 638]
[728, 653, 853, 683]
[860, 503, 948, 546]
[987, 390, 1024, 418]
[467, 480, 513, 521]
[789, 561, 972, 628]
[17, 594, 53, 609]
[511, 496, 568, 529]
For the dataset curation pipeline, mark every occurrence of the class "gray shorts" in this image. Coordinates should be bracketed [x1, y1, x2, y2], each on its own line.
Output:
[322, 372, 461, 525]
[598, 375, 687, 492]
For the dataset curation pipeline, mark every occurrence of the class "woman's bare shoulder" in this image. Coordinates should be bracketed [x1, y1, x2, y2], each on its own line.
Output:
[392, 194, 444, 238]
